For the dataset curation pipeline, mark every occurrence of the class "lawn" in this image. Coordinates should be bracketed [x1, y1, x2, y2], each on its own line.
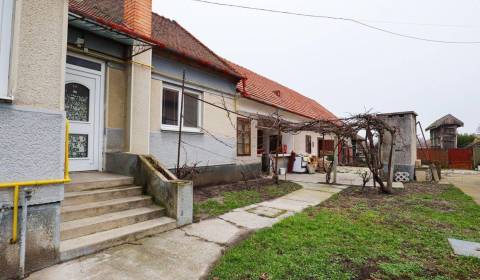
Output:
[209, 183, 480, 279]
[194, 180, 302, 220]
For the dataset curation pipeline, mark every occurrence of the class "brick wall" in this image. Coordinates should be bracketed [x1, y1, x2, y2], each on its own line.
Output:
[124, 0, 152, 37]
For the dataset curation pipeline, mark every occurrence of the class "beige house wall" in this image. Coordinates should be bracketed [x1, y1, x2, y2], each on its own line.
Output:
[125, 50, 152, 154]
[106, 66, 128, 130]
[150, 78, 163, 131]
[9, 0, 68, 110]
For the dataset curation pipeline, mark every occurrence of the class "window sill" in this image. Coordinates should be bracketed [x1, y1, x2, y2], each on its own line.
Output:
[161, 126, 203, 134]
[0, 96, 14, 103]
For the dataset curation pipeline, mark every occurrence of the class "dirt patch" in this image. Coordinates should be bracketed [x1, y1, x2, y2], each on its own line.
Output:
[337, 256, 386, 280]
[322, 183, 450, 209]
[194, 178, 275, 203]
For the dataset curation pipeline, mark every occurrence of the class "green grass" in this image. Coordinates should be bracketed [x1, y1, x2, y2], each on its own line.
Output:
[209, 184, 480, 280]
[194, 181, 302, 219]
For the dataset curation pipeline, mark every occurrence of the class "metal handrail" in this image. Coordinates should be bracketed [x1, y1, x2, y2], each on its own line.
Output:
[0, 120, 71, 243]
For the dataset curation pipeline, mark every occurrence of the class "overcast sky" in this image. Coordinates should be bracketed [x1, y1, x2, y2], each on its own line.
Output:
[153, 0, 480, 135]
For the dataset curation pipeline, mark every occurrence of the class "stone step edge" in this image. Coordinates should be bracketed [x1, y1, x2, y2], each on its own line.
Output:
[60, 206, 166, 241]
[59, 217, 177, 262]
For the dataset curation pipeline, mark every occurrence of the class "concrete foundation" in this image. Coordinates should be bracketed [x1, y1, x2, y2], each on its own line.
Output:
[0, 203, 60, 279]
[105, 152, 140, 178]
[184, 163, 262, 188]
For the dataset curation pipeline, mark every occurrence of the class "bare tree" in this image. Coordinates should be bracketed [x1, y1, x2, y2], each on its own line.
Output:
[256, 112, 397, 194]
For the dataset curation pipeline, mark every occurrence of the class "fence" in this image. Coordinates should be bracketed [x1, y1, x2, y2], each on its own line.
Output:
[417, 148, 449, 168]
[417, 148, 474, 170]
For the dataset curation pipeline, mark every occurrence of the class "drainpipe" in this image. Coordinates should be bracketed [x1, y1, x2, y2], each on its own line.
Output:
[18, 188, 32, 279]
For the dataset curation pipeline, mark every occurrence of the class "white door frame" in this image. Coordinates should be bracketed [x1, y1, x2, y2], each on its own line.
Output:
[66, 52, 105, 172]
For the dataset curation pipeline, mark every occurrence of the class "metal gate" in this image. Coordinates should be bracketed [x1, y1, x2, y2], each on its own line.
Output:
[448, 148, 473, 170]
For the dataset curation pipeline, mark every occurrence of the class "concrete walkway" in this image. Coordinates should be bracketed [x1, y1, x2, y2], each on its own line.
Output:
[27, 178, 346, 280]
[444, 173, 480, 205]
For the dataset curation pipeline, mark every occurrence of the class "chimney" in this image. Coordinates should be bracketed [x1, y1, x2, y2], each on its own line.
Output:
[124, 0, 152, 37]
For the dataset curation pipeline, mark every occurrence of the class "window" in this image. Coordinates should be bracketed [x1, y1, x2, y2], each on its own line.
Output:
[306, 135, 312, 154]
[0, 0, 14, 100]
[161, 86, 201, 132]
[237, 118, 251, 156]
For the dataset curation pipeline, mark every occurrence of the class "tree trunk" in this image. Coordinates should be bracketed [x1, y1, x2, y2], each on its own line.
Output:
[385, 132, 396, 194]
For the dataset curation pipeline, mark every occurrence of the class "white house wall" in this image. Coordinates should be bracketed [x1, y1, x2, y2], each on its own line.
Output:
[238, 97, 334, 159]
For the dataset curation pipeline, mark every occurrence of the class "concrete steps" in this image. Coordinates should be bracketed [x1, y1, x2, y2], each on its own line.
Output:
[65, 173, 134, 193]
[60, 217, 176, 261]
[61, 206, 166, 241]
[60, 172, 177, 261]
[61, 196, 153, 222]
[63, 185, 143, 206]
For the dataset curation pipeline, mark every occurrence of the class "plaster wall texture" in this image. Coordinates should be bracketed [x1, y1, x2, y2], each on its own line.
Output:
[106, 66, 127, 130]
[0, 105, 65, 205]
[379, 113, 417, 178]
[126, 49, 152, 155]
[0, 203, 61, 280]
[150, 131, 236, 168]
[105, 65, 127, 152]
[380, 113, 417, 166]
[9, 0, 68, 110]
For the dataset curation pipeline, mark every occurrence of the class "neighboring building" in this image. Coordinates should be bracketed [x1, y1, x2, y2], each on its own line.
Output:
[226, 61, 338, 172]
[476, 124, 480, 136]
[426, 114, 464, 149]
[378, 111, 418, 180]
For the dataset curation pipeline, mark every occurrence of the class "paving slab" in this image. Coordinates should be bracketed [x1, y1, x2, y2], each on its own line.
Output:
[220, 210, 277, 230]
[247, 205, 287, 218]
[28, 229, 223, 280]
[259, 198, 313, 212]
[283, 189, 335, 204]
[448, 238, 480, 258]
[182, 218, 245, 245]
[300, 183, 347, 193]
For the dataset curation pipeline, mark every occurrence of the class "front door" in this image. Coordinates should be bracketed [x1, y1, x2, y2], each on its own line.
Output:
[65, 62, 104, 171]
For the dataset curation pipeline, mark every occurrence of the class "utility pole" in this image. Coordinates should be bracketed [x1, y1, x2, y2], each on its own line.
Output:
[176, 70, 186, 176]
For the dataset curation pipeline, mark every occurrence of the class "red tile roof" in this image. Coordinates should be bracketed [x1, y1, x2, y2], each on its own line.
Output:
[226, 61, 337, 120]
[68, 0, 241, 79]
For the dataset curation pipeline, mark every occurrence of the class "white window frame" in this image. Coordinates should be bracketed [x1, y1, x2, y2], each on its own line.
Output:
[0, 0, 14, 100]
[161, 84, 202, 133]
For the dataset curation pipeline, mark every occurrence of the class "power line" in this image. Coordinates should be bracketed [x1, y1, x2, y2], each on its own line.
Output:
[191, 0, 480, 44]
